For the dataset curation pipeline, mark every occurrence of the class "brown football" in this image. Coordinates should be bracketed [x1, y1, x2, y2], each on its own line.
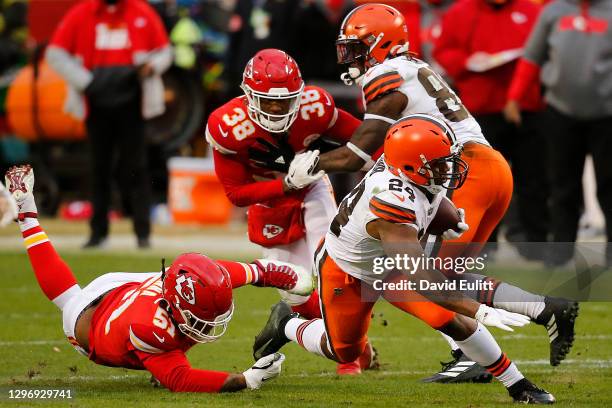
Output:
[426, 198, 461, 236]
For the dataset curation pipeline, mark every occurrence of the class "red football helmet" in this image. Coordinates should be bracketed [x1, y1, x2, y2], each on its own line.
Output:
[384, 114, 468, 194]
[241, 49, 304, 133]
[336, 4, 409, 84]
[162, 253, 233, 343]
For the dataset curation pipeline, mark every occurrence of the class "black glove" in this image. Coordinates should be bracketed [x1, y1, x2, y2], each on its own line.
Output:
[247, 134, 295, 173]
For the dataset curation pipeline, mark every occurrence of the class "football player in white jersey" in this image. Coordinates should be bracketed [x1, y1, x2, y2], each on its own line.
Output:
[281, 2, 578, 381]
[253, 115, 555, 404]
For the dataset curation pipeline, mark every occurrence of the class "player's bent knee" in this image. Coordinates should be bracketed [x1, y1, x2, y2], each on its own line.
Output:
[438, 314, 477, 341]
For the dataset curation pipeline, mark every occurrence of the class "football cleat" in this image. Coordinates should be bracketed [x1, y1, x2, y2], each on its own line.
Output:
[336, 361, 361, 375]
[535, 297, 579, 366]
[508, 378, 556, 404]
[253, 301, 296, 360]
[421, 349, 492, 383]
[5, 165, 37, 220]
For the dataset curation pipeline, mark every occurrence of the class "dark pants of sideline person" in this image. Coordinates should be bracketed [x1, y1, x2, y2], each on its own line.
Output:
[475, 112, 550, 249]
[543, 106, 612, 266]
[85, 99, 151, 245]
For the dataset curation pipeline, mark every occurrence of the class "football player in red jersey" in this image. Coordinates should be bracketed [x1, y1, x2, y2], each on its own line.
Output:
[206, 49, 376, 374]
[5, 164, 307, 393]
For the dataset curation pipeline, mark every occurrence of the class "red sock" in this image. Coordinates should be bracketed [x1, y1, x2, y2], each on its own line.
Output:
[22, 225, 79, 306]
[215, 260, 258, 288]
[291, 291, 322, 319]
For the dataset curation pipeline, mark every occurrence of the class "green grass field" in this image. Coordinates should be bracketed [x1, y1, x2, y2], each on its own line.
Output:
[0, 251, 610, 407]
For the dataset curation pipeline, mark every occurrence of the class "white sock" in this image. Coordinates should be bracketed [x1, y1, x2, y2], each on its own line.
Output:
[285, 317, 327, 358]
[439, 332, 460, 351]
[455, 323, 524, 388]
[493, 283, 545, 320]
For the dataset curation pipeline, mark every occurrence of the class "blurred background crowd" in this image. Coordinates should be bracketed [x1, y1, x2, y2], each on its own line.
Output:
[0, 0, 609, 262]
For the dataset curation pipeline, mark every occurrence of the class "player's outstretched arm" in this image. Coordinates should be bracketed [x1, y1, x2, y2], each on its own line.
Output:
[139, 349, 284, 392]
[371, 219, 529, 331]
[317, 90, 407, 173]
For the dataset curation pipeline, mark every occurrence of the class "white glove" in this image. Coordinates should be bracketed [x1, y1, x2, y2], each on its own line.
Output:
[442, 208, 469, 240]
[4, 165, 37, 219]
[243, 353, 285, 390]
[284, 150, 325, 190]
[0, 182, 18, 227]
[475, 304, 531, 332]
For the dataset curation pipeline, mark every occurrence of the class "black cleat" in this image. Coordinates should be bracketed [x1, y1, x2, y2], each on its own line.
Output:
[508, 378, 555, 404]
[421, 349, 493, 383]
[535, 297, 579, 366]
[253, 301, 296, 361]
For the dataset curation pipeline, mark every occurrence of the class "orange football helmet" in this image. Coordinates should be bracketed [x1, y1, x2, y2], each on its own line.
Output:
[336, 3, 409, 84]
[384, 114, 468, 194]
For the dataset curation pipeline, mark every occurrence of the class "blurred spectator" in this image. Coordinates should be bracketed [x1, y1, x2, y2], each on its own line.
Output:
[225, 0, 352, 97]
[46, 0, 172, 249]
[419, 0, 454, 71]
[505, 0, 612, 266]
[433, 0, 549, 249]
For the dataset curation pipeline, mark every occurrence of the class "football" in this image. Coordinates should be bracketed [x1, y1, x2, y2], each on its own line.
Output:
[426, 198, 461, 236]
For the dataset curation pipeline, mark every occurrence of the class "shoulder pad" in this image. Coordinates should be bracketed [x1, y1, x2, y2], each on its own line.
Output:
[362, 65, 403, 104]
[369, 189, 417, 225]
[299, 85, 338, 129]
[205, 98, 255, 155]
[129, 323, 180, 354]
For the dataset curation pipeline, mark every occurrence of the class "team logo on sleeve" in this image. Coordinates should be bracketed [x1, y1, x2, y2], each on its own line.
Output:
[175, 275, 196, 305]
[263, 224, 284, 239]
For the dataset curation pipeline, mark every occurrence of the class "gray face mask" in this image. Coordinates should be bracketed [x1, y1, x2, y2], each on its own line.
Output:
[104, 0, 119, 5]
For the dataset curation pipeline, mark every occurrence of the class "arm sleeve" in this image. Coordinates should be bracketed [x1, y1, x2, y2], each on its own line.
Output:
[367, 190, 419, 231]
[215, 260, 258, 288]
[522, 5, 556, 66]
[147, 46, 173, 76]
[137, 349, 230, 393]
[507, 58, 541, 101]
[46, 46, 93, 91]
[325, 108, 361, 144]
[431, 6, 470, 79]
[212, 149, 285, 207]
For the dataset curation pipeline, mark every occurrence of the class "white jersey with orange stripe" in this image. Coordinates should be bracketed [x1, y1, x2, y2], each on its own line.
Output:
[323, 156, 443, 285]
[361, 56, 490, 148]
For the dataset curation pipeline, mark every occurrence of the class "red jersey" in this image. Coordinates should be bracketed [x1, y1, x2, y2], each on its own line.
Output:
[433, 0, 543, 113]
[85, 260, 259, 393]
[206, 86, 360, 207]
[49, 0, 169, 70]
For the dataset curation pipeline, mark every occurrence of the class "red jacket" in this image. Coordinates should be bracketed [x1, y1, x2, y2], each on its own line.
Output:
[433, 0, 543, 114]
[49, 0, 168, 69]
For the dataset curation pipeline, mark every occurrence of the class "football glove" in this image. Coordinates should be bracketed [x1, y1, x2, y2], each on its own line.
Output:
[284, 150, 325, 190]
[0, 180, 18, 226]
[252, 259, 297, 290]
[247, 135, 294, 173]
[253, 259, 314, 296]
[5, 165, 37, 220]
[442, 208, 469, 240]
[243, 352, 285, 390]
[475, 304, 531, 332]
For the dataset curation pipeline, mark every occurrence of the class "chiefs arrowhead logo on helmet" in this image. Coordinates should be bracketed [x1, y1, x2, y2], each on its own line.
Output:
[174, 274, 196, 305]
[263, 224, 284, 239]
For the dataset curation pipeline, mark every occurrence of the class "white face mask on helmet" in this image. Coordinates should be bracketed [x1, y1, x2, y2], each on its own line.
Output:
[241, 84, 304, 133]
